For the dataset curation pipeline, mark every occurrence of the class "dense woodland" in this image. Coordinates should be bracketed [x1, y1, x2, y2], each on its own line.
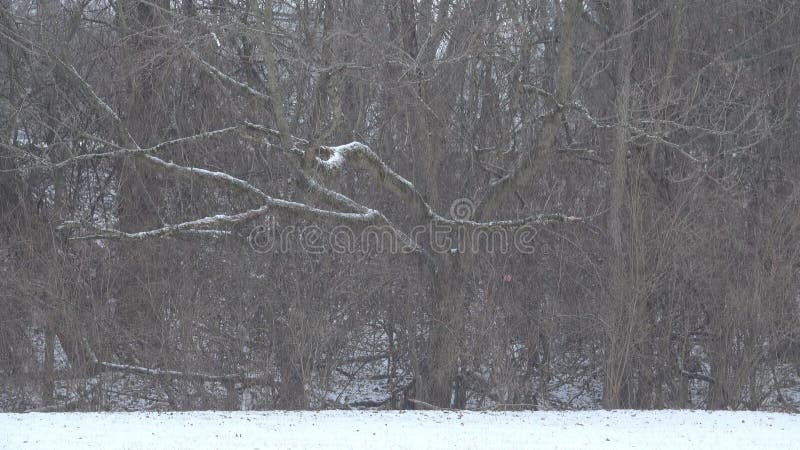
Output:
[1, 0, 799, 412]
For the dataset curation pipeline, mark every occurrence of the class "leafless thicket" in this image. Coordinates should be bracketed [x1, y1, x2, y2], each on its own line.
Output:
[1, 0, 799, 411]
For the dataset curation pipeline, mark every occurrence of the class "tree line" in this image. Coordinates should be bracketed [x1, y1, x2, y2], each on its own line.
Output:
[1, 0, 798, 411]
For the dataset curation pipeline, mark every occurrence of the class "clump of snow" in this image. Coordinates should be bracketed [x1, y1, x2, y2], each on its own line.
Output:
[0, 410, 797, 449]
[318, 142, 369, 170]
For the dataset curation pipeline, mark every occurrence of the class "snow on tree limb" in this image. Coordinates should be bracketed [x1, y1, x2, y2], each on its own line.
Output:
[67, 200, 380, 241]
[436, 212, 589, 229]
[64, 63, 121, 124]
[37, 62, 592, 245]
[42, 127, 243, 169]
[315, 142, 435, 221]
[141, 154, 269, 200]
[314, 141, 594, 230]
[42, 124, 592, 243]
[304, 177, 371, 214]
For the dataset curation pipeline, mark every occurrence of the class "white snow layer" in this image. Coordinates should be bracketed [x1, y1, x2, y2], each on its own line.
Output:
[1, 410, 798, 449]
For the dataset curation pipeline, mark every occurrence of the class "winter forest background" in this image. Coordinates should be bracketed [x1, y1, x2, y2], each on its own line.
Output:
[1, 0, 799, 412]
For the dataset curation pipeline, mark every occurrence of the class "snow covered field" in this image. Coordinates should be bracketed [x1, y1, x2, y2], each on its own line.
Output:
[1, 410, 798, 449]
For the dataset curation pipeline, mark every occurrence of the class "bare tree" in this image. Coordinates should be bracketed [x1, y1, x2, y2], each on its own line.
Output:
[1, 0, 798, 412]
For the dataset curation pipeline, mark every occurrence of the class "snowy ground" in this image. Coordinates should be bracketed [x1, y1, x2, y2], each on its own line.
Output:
[0, 410, 798, 449]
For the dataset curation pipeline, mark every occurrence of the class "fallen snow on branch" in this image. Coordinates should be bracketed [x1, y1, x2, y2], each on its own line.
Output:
[1, 410, 797, 449]
[319, 142, 370, 169]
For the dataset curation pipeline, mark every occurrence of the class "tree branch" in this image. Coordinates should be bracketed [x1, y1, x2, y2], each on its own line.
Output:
[63, 201, 380, 241]
[140, 154, 269, 200]
[96, 361, 271, 386]
[189, 50, 272, 103]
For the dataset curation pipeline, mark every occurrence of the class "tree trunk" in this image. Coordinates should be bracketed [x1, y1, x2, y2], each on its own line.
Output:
[274, 321, 307, 409]
[42, 326, 55, 405]
[417, 254, 467, 408]
[603, 0, 634, 410]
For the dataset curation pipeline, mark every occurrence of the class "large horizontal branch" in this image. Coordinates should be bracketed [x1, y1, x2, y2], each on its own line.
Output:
[301, 170, 431, 260]
[304, 177, 371, 214]
[96, 361, 270, 386]
[77, 339, 273, 386]
[26, 117, 425, 254]
[248, 123, 573, 232]
[435, 212, 590, 229]
[141, 154, 269, 200]
[63, 200, 381, 241]
[58, 148, 424, 250]
[316, 141, 595, 232]
[45, 127, 243, 169]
